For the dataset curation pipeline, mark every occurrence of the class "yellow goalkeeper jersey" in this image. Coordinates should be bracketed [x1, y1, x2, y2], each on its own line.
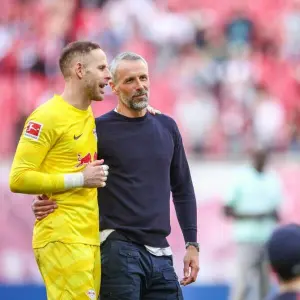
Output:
[10, 94, 99, 248]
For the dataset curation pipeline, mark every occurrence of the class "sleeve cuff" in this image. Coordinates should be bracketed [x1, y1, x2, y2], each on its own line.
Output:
[183, 229, 197, 243]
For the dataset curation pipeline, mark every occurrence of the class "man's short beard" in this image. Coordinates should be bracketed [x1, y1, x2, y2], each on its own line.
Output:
[129, 99, 148, 111]
[121, 94, 148, 111]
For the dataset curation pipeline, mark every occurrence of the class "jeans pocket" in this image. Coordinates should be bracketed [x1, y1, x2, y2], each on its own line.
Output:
[119, 248, 140, 274]
[101, 241, 141, 277]
[163, 270, 178, 281]
[162, 270, 184, 300]
[100, 284, 134, 300]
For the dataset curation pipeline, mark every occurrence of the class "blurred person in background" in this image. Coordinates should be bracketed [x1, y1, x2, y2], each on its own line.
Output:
[221, 46, 255, 109]
[252, 84, 285, 151]
[224, 8, 255, 49]
[266, 224, 300, 300]
[32, 52, 200, 300]
[288, 104, 300, 151]
[175, 86, 218, 154]
[281, 0, 300, 62]
[223, 147, 283, 300]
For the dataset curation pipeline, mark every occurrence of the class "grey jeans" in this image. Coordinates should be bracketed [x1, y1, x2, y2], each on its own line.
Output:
[231, 243, 270, 300]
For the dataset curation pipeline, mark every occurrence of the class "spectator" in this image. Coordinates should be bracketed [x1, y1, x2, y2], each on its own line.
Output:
[175, 87, 218, 154]
[282, 0, 300, 61]
[224, 147, 283, 300]
[224, 8, 255, 48]
[252, 84, 285, 150]
[266, 224, 300, 300]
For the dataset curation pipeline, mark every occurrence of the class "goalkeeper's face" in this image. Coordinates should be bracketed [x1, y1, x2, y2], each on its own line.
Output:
[83, 49, 111, 101]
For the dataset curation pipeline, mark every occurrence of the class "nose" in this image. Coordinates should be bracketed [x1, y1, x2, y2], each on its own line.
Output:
[135, 79, 144, 90]
[105, 69, 112, 81]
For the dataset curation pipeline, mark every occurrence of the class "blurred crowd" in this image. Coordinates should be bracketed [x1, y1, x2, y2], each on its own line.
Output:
[1, 0, 300, 157]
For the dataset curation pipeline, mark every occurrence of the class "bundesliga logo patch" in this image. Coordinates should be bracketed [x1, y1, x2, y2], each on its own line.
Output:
[86, 289, 96, 299]
[24, 121, 43, 140]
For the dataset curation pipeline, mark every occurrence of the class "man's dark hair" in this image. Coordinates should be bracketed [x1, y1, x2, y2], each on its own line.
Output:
[59, 41, 101, 78]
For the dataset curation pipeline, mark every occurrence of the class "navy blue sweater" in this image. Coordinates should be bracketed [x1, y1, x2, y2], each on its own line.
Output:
[96, 110, 197, 247]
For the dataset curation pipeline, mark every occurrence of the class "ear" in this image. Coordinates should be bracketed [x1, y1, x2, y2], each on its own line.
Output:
[109, 80, 119, 95]
[75, 62, 84, 79]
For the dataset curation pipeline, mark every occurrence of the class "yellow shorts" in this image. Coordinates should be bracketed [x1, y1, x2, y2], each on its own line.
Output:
[34, 242, 100, 300]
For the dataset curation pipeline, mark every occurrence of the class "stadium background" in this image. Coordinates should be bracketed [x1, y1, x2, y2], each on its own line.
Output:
[1, 0, 300, 299]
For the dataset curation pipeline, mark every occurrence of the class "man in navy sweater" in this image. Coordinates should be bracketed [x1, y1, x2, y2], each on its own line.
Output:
[32, 52, 199, 299]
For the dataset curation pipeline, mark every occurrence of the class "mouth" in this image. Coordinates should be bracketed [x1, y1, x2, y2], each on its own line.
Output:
[99, 83, 108, 94]
[133, 94, 147, 99]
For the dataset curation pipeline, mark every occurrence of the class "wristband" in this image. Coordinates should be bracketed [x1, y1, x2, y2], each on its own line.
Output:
[64, 173, 84, 189]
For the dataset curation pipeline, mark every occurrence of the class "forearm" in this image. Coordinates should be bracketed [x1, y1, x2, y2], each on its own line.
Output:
[173, 196, 197, 243]
[9, 169, 83, 194]
[233, 212, 271, 220]
[170, 121, 197, 242]
[224, 206, 278, 220]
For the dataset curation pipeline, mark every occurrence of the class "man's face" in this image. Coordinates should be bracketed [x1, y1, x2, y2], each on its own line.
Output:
[82, 49, 111, 101]
[111, 60, 149, 111]
[252, 150, 268, 170]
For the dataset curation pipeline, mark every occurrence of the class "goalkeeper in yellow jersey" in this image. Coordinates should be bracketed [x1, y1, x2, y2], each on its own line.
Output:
[9, 41, 111, 300]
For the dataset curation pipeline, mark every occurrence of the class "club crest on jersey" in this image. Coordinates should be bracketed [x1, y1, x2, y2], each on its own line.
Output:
[76, 152, 97, 167]
[24, 121, 43, 140]
[86, 289, 96, 299]
[93, 129, 98, 142]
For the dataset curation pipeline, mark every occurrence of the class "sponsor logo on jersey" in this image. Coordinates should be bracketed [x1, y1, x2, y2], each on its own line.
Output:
[76, 152, 97, 167]
[86, 289, 96, 299]
[24, 121, 43, 140]
[74, 133, 83, 140]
